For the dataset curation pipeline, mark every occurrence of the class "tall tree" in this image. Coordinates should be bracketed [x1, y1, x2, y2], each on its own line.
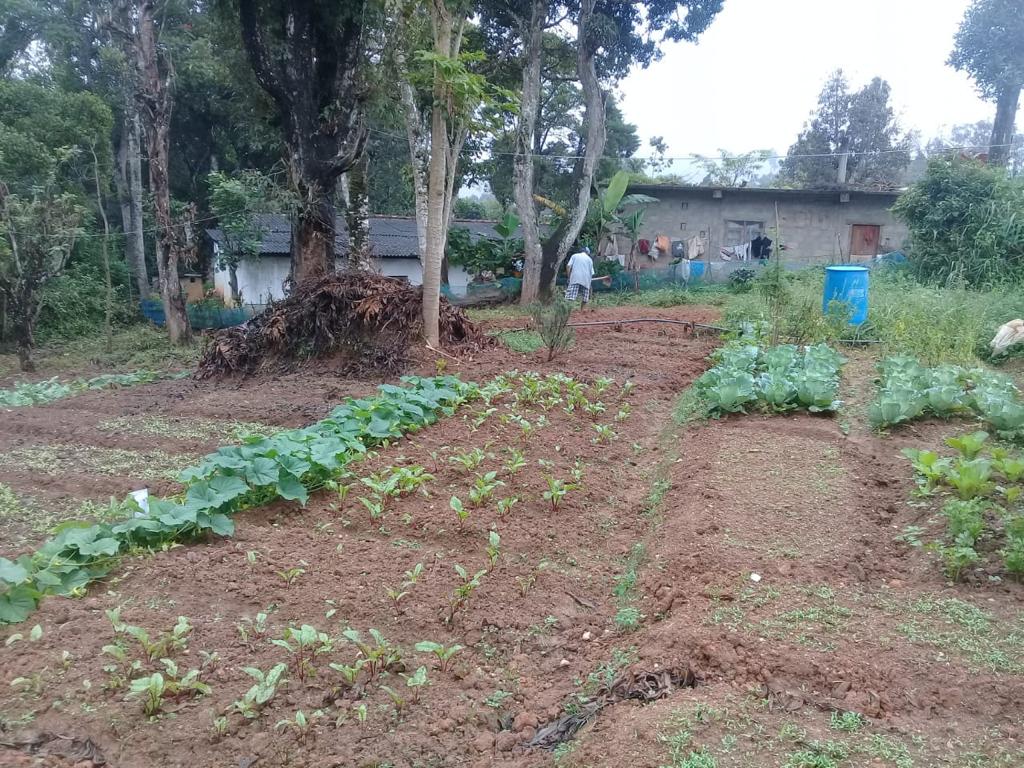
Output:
[233, 0, 368, 283]
[949, 0, 1024, 168]
[488, 0, 723, 303]
[781, 70, 911, 189]
[695, 149, 772, 187]
[134, 0, 191, 343]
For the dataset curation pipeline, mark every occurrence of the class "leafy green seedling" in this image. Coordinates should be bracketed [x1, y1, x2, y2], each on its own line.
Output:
[944, 458, 994, 500]
[614, 404, 631, 422]
[543, 476, 575, 511]
[450, 448, 486, 472]
[945, 431, 989, 459]
[232, 663, 288, 719]
[341, 628, 401, 679]
[380, 684, 408, 714]
[403, 562, 424, 585]
[592, 424, 616, 443]
[497, 497, 518, 516]
[414, 641, 464, 672]
[276, 567, 306, 586]
[385, 584, 410, 612]
[357, 494, 386, 520]
[583, 401, 607, 419]
[469, 471, 505, 506]
[504, 448, 527, 475]
[829, 710, 864, 732]
[446, 564, 487, 623]
[275, 709, 320, 741]
[486, 530, 501, 569]
[237, 612, 269, 649]
[271, 625, 332, 682]
[450, 496, 469, 528]
[934, 532, 981, 581]
[592, 376, 614, 395]
[328, 658, 366, 687]
[901, 448, 951, 490]
[401, 665, 429, 703]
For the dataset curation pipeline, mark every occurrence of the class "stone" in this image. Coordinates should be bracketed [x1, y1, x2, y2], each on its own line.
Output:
[473, 733, 494, 753]
[513, 712, 539, 731]
[495, 732, 519, 752]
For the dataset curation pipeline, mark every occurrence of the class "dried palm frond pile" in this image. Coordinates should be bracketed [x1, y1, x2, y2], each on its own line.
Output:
[196, 272, 488, 378]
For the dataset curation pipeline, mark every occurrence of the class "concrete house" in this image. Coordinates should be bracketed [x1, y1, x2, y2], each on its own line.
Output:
[207, 214, 490, 304]
[625, 184, 907, 275]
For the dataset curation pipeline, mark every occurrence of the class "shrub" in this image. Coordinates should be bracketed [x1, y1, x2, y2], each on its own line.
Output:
[892, 157, 1024, 288]
[531, 300, 575, 362]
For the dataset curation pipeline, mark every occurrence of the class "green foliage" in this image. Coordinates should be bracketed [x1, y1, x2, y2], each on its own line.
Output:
[496, 329, 543, 354]
[531, 300, 575, 362]
[0, 370, 185, 408]
[233, 663, 288, 719]
[0, 376, 476, 625]
[829, 710, 864, 732]
[414, 640, 464, 672]
[446, 212, 523, 277]
[893, 158, 1024, 286]
[696, 341, 844, 416]
[871, 356, 1024, 435]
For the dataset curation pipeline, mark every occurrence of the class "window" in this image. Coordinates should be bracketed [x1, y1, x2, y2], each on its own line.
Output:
[724, 220, 764, 245]
[680, 201, 689, 210]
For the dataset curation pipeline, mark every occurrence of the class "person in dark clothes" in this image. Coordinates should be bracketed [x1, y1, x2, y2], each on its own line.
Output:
[752, 233, 772, 262]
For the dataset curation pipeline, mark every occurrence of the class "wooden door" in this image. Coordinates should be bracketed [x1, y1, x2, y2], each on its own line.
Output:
[849, 225, 880, 257]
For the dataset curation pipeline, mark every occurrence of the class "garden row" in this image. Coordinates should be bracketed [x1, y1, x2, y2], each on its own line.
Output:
[0, 375, 477, 624]
[870, 356, 1024, 437]
[0, 370, 188, 408]
[694, 341, 845, 416]
[903, 430, 1024, 581]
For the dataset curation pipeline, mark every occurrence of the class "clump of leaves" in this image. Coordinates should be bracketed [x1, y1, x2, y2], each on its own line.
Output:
[504, 448, 527, 475]
[414, 640, 464, 672]
[543, 476, 576, 511]
[128, 659, 210, 717]
[275, 709, 321, 742]
[497, 496, 518, 516]
[401, 665, 429, 702]
[446, 564, 487, 624]
[450, 448, 486, 472]
[945, 430, 989, 459]
[237, 612, 269, 650]
[341, 628, 401, 680]
[944, 458, 994, 500]
[485, 530, 501, 569]
[107, 610, 192, 661]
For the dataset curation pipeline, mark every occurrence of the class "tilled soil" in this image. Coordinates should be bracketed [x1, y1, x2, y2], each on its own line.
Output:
[1, 307, 1022, 767]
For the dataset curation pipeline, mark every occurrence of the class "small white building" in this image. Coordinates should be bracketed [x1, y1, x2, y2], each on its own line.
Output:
[207, 214, 488, 305]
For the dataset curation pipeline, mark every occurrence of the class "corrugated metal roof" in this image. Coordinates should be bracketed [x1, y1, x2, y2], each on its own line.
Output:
[207, 214, 505, 259]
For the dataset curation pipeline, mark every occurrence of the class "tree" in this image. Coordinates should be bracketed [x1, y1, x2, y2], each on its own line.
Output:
[893, 157, 1024, 287]
[0, 177, 86, 370]
[208, 169, 292, 305]
[926, 120, 1024, 176]
[695, 149, 772, 186]
[949, 0, 1024, 168]
[781, 70, 912, 189]
[133, 0, 191, 344]
[233, 0, 368, 282]
[494, 0, 723, 304]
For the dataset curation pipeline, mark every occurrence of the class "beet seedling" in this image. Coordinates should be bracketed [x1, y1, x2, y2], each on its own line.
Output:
[504, 448, 527, 475]
[450, 448, 486, 472]
[357, 494, 386, 520]
[486, 530, 501, 569]
[385, 584, 410, 612]
[341, 628, 401, 679]
[592, 424, 616, 443]
[450, 495, 469, 528]
[232, 663, 288, 719]
[401, 665, 430, 703]
[469, 471, 505, 506]
[277, 567, 306, 586]
[327, 658, 366, 688]
[380, 685, 408, 716]
[543, 476, 575, 511]
[275, 709, 321, 742]
[614, 404, 631, 422]
[127, 659, 210, 717]
[414, 641, 464, 672]
[446, 564, 486, 623]
[583, 400, 607, 419]
[237, 612, 269, 649]
[271, 625, 333, 682]
[497, 497, 518, 516]
[101, 642, 142, 689]
[107, 610, 193, 661]
[593, 376, 614, 396]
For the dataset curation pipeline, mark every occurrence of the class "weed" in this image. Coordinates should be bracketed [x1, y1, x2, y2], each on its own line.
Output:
[498, 329, 544, 354]
[615, 606, 642, 632]
[782, 741, 848, 768]
[484, 689, 513, 709]
[829, 709, 864, 732]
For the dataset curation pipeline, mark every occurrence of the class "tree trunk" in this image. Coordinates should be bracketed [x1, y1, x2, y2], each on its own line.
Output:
[292, 187, 336, 283]
[989, 85, 1021, 168]
[91, 146, 114, 352]
[537, 0, 606, 300]
[137, 0, 191, 345]
[421, 10, 452, 349]
[228, 265, 240, 306]
[342, 152, 372, 271]
[115, 104, 149, 300]
[515, 0, 546, 305]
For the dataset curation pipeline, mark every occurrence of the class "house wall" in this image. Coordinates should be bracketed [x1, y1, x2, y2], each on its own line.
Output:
[212, 247, 471, 305]
[623, 188, 908, 268]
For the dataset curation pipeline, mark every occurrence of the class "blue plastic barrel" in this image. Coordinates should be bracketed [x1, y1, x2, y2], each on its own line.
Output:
[823, 265, 869, 325]
[689, 261, 706, 281]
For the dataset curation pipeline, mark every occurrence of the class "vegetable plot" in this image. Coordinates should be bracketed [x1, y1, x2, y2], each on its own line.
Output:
[902, 430, 1024, 581]
[870, 356, 1024, 438]
[0, 370, 189, 408]
[0, 376, 476, 624]
[695, 342, 845, 416]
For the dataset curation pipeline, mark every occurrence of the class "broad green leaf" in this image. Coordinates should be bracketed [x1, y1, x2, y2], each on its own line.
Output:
[0, 587, 38, 624]
[0, 557, 28, 586]
[244, 457, 279, 486]
[276, 471, 309, 505]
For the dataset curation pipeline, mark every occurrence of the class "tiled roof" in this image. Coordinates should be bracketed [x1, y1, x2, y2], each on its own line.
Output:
[207, 214, 505, 259]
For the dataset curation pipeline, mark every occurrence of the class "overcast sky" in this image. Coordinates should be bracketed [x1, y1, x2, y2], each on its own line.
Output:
[617, 0, 997, 167]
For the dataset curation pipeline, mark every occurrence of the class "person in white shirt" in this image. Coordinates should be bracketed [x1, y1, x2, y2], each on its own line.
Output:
[564, 246, 595, 306]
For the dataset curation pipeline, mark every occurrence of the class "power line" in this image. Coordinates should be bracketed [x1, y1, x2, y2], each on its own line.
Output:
[367, 125, 1022, 163]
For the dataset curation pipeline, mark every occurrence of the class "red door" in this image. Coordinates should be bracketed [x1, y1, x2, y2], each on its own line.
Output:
[850, 225, 880, 258]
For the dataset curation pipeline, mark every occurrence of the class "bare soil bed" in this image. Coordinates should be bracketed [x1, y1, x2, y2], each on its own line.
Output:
[0, 308, 1022, 768]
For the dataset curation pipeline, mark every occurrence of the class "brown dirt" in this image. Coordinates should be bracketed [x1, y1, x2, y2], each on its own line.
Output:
[1, 306, 1022, 767]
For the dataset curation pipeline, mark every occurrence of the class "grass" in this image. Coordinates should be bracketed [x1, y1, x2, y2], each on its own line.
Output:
[97, 415, 269, 443]
[492, 329, 544, 354]
[0, 325, 200, 378]
[886, 596, 1024, 673]
[0, 444, 191, 482]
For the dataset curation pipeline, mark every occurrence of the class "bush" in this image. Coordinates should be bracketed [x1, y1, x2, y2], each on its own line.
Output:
[530, 300, 574, 362]
[892, 157, 1024, 288]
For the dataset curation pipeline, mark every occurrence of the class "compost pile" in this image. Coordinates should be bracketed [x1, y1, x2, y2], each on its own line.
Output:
[196, 272, 488, 378]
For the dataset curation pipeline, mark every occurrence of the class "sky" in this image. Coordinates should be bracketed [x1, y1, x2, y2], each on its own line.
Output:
[617, 0, 996, 170]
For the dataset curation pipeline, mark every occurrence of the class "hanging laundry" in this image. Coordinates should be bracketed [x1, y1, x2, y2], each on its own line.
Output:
[686, 235, 706, 261]
[654, 234, 671, 260]
[638, 238, 651, 255]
